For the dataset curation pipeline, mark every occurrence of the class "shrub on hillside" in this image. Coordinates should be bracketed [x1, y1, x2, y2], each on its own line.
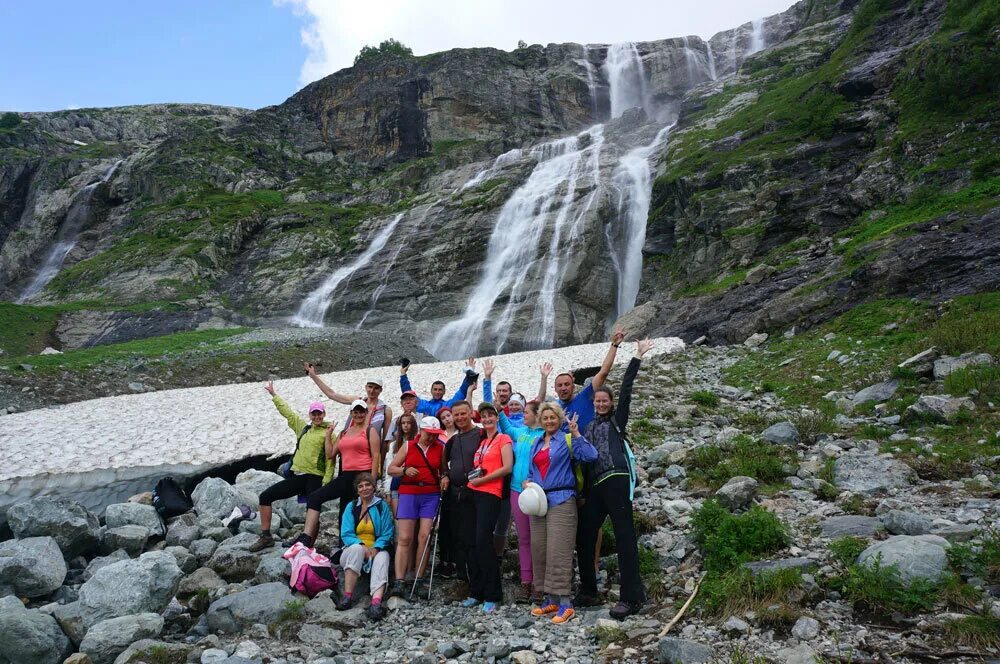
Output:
[692, 500, 789, 572]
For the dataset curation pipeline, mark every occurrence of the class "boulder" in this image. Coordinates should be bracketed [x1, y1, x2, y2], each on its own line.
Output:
[191, 477, 256, 519]
[7, 497, 100, 558]
[833, 454, 915, 494]
[80, 613, 164, 664]
[777, 644, 817, 664]
[0, 536, 68, 597]
[852, 379, 898, 406]
[761, 421, 800, 446]
[857, 535, 950, 582]
[77, 551, 182, 629]
[647, 442, 684, 466]
[715, 476, 758, 511]
[791, 616, 820, 640]
[657, 637, 713, 664]
[254, 552, 291, 584]
[206, 582, 301, 633]
[189, 538, 219, 561]
[109, 639, 191, 664]
[0, 595, 72, 664]
[744, 333, 768, 348]
[165, 520, 201, 548]
[820, 515, 883, 538]
[177, 567, 227, 598]
[906, 395, 976, 422]
[208, 546, 260, 582]
[101, 525, 149, 557]
[744, 558, 816, 576]
[898, 348, 937, 376]
[933, 352, 993, 380]
[83, 550, 131, 582]
[104, 503, 165, 537]
[881, 510, 933, 535]
[51, 600, 87, 646]
[164, 546, 198, 574]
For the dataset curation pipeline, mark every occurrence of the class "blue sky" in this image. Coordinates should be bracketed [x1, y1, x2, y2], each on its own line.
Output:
[2, 0, 795, 112]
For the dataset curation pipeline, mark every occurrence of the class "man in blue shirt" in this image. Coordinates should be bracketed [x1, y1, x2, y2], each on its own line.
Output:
[400, 358, 477, 417]
[554, 327, 626, 433]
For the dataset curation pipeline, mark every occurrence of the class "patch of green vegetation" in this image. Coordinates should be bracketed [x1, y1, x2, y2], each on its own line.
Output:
[699, 567, 804, 620]
[139, 188, 285, 228]
[628, 415, 659, 448]
[678, 270, 748, 297]
[3, 328, 251, 373]
[944, 364, 1000, 402]
[0, 111, 21, 130]
[593, 623, 627, 646]
[687, 435, 790, 489]
[942, 614, 1000, 650]
[137, 645, 187, 664]
[431, 138, 478, 156]
[930, 291, 1000, 356]
[692, 500, 790, 573]
[829, 536, 868, 567]
[354, 38, 413, 65]
[722, 223, 765, 239]
[690, 390, 720, 407]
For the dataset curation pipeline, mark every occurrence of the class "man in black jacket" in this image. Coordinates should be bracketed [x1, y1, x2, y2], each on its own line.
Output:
[440, 400, 484, 585]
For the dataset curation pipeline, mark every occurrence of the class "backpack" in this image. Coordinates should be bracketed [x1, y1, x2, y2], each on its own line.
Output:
[280, 424, 317, 478]
[284, 543, 339, 598]
[565, 434, 586, 494]
[152, 477, 193, 519]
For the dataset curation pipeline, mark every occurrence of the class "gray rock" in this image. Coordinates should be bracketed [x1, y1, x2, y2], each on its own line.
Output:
[898, 348, 937, 376]
[834, 454, 915, 494]
[852, 379, 898, 406]
[858, 535, 950, 581]
[83, 550, 131, 582]
[110, 638, 191, 664]
[761, 421, 800, 446]
[881, 510, 932, 535]
[254, 552, 291, 584]
[657, 637, 713, 664]
[208, 546, 260, 582]
[933, 352, 993, 380]
[820, 515, 883, 538]
[7, 497, 100, 558]
[906, 395, 976, 422]
[930, 523, 977, 542]
[715, 476, 758, 511]
[101, 525, 149, 557]
[744, 332, 768, 348]
[177, 566, 227, 597]
[664, 465, 687, 483]
[191, 477, 256, 519]
[647, 442, 684, 466]
[80, 613, 164, 664]
[0, 595, 72, 664]
[77, 550, 182, 628]
[0, 536, 68, 597]
[51, 600, 87, 646]
[791, 616, 820, 640]
[777, 643, 817, 664]
[743, 558, 816, 576]
[165, 520, 201, 548]
[104, 503, 165, 537]
[205, 582, 300, 633]
[722, 616, 750, 633]
[298, 624, 341, 656]
[189, 538, 219, 561]
[164, 545, 198, 573]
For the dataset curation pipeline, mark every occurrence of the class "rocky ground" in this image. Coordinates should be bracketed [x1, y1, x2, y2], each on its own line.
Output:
[1, 308, 997, 663]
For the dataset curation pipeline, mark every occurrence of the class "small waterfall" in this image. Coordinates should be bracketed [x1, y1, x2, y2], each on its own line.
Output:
[706, 42, 718, 80]
[292, 212, 404, 328]
[429, 125, 604, 358]
[17, 160, 122, 303]
[681, 37, 702, 87]
[462, 148, 523, 190]
[605, 43, 651, 119]
[606, 125, 674, 319]
[581, 44, 598, 114]
[748, 18, 766, 55]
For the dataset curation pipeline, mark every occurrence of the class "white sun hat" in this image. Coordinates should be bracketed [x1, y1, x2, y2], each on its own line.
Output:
[517, 482, 548, 517]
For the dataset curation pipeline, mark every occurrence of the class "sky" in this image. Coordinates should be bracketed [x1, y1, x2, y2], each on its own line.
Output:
[1, 0, 795, 112]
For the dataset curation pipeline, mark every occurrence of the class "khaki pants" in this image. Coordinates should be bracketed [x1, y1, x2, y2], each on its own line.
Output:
[341, 543, 390, 595]
[529, 499, 577, 596]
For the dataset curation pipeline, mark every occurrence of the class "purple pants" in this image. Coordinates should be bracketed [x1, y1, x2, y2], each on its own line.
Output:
[511, 490, 532, 584]
[396, 492, 440, 520]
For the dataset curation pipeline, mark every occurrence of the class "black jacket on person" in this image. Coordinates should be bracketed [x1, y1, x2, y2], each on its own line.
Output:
[583, 356, 640, 488]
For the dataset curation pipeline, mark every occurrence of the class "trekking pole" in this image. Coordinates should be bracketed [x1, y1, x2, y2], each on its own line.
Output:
[409, 490, 444, 601]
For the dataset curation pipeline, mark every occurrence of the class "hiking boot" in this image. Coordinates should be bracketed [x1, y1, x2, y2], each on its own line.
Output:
[366, 602, 387, 621]
[572, 591, 601, 607]
[336, 594, 354, 611]
[609, 601, 641, 620]
[413, 578, 431, 600]
[281, 533, 314, 548]
[247, 533, 274, 553]
[552, 605, 575, 624]
[530, 603, 558, 617]
[515, 583, 533, 604]
[437, 562, 456, 579]
[530, 590, 545, 605]
[388, 580, 406, 598]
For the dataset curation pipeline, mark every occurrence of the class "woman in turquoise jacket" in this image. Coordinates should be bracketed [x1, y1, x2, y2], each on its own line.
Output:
[497, 399, 542, 603]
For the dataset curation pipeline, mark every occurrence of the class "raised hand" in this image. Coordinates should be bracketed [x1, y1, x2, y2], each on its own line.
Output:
[466, 357, 477, 370]
[540, 361, 553, 377]
[303, 361, 316, 376]
[611, 326, 626, 346]
[483, 358, 495, 379]
[636, 338, 655, 358]
[565, 412, 580, 437]
[264, 381, 276, 396]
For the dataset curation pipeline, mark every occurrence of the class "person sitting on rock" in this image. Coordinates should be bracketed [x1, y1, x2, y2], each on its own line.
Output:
[575, 339, 654, 620]
[553, 327, 625, 433]
[387, 416, 448, 599]
[250, 381, 331, 553]
[525, 403, 598, 624]
[304, 362, 392, 442]
[292, 399, 381, 548]
[400, 357, 478, 417]
[338, 473, 394, 621]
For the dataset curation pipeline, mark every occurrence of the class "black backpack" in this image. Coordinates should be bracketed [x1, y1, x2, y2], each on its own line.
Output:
[152, 477, 193, 519]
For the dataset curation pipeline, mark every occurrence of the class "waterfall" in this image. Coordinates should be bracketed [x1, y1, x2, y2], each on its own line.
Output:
[706, 42, 718, 80]
[681, 37, 703, 87]
[748, 18, 766, 55]
[581, 44, 598, 114]
[17, 160, 123, 303]
[291, 212, 404, 328]
[606, 124, 674, 319]
[605, 43, 651, 119]
[429, 125, 604, 358]
[462, 148, 523, 190]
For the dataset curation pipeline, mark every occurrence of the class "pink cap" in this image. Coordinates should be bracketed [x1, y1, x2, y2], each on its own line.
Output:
[308, 401, 326, 414]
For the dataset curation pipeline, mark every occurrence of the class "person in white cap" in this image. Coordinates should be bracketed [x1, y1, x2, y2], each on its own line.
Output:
[304, 362, 392, 442]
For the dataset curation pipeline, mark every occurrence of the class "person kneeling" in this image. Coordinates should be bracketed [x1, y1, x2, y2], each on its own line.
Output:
[338, 473, 394, 621]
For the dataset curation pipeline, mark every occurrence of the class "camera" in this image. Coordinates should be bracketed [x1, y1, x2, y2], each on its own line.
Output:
[466, 467, 484, 481]
[400, 357, 410, 369]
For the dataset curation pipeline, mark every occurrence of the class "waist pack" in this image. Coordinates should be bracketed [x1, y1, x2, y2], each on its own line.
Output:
[284, 542, 338, 598]
[152, 477, 193, 519]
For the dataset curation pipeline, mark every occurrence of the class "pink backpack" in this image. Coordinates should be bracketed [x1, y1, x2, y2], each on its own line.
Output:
[283, 542, 338, 598]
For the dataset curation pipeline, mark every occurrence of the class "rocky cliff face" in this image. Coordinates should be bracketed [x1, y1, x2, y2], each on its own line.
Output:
[1, 0, 996, 357]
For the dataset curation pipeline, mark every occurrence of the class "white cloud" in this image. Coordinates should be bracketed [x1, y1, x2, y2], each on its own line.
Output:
[276, 0, 796, 88]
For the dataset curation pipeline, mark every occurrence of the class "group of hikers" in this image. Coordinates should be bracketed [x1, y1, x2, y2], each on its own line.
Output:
[250, 327, 655, 624]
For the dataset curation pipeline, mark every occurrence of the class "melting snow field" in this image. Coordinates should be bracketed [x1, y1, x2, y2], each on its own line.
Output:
[0, 339, 684, 514]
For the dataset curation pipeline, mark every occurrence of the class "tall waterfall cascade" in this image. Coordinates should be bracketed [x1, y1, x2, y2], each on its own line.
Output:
[604, 42, 652, 119]
[580, 44, 599, 113]
[292, 212, 405, 328]
[17, 160, 123, 303]
[749, 18, 766, 55]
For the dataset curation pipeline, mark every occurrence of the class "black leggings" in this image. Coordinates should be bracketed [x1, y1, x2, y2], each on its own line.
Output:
[259, 474, 323, 507]
[577, 474, 645, 605]
[470, 491, 502, 602]
[305, 470, 362, 515]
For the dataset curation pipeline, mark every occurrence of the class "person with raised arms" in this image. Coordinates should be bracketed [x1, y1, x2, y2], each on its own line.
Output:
[387, 415, 448, 599]
[553, 327, 626, 433]
[524, 403, 598, 624]
[304, 362, 392, 442]
[337, 473, 394, 621]
[400, 357, 478, 417]
[483, 359, 551, 422]
[249, 382, 331, 552]
[291, 399, 381, 548]
[575, 339, 654, 619]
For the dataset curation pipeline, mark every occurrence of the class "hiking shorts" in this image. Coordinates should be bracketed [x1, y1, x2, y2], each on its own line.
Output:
[396, 492, 440, 520]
